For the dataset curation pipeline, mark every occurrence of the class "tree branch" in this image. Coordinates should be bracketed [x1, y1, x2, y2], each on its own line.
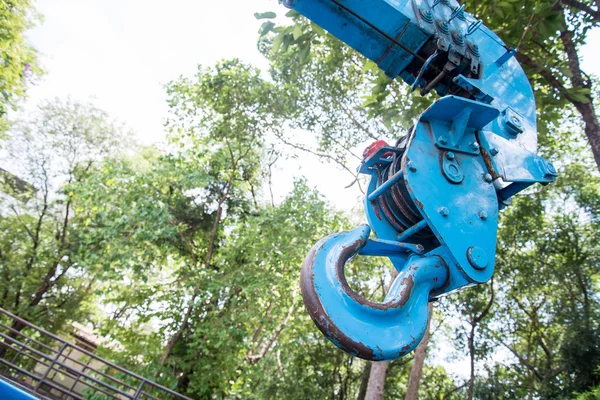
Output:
[9, 205, 33, 239]
[276, 133, 364, 193]
[247, 297, 296, 365]
[561, 0, 600, 21]
[560, 11, 591, 90]
[495, 337, 544, 381]
[473, 280, 494, 325]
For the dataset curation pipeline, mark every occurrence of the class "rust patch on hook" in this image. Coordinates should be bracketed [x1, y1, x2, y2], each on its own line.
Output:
[301, 243, 377, 360]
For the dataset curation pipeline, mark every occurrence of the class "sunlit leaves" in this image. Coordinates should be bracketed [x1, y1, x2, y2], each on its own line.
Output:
[0, 0, 42, 123]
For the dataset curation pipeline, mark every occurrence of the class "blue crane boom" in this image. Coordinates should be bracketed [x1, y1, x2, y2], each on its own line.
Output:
[282, 0, 557, 361]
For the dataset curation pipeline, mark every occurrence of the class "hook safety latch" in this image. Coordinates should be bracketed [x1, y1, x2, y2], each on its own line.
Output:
[300, 225, 449, 361]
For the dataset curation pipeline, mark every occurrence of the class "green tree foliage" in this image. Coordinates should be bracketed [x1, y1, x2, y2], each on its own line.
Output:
[0, 1, 597, 397]
[0, 0, 41, 131]
[62, 60, 365, 398]
[0, 99, 129, 331]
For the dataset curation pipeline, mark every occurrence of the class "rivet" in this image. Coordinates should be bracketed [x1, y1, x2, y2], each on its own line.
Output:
[408, 161, 417, 172]
[470, 142, 480, 151]
[439, 207, 450, 217]
[484, 173, 493, 183]
[445, 151, 455, 160]
[438, 136, 448, 145]
[478, 211, 488, 220]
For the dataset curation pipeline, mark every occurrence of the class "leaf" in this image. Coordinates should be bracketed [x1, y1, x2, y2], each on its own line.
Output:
[293, 24, 303, 40]
[299, 43, 311, 63]
[311, 22, 326, 36]
[259, 21, 276, 37]
[272, 33, 284, 53]
[254, 11, 276, 20]
[569, 93, 590, 104]
[361, 61, 378, 73]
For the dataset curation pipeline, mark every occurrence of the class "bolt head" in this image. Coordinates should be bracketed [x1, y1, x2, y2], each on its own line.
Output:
[438, 136, 448, 145]
[467, 246, 488, 270]
[439, 207, 450, 217]
[511, 116, 522, 127]
[445, 151, 455, 160]
[490, 148, 499, 156]
[478, 211, 488, 220]
[470, 142, 480, 151]
[407, 161, 417, 172]
[484, 173, 493, 183]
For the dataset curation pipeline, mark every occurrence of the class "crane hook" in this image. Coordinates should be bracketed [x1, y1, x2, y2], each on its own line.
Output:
[300, 225, 448, 361]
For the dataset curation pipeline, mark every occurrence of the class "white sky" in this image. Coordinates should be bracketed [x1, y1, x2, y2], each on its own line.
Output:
[22, 0, 600, 212]
[18, 0, 600, 379]
[22, 0, 364, 212]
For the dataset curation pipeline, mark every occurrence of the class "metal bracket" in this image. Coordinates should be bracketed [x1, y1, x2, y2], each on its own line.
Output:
[442, 151, 464, 183]
[502, 108, 524, 136]
[426, 97, 499, 155]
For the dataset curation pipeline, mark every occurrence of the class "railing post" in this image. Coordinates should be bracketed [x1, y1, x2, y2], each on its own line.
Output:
[133, 380, 146, 399]
[9, 337, 27, 364]
[35, 342, 67, 392]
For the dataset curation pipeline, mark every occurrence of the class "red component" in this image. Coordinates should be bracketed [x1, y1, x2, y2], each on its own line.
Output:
[363, 140, 391, 159]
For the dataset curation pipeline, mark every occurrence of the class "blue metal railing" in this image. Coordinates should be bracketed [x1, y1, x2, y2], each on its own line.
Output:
[0, 307, 191, 400]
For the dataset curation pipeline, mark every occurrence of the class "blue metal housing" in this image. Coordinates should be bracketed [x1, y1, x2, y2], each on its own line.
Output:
[0, 378, 38, 399]
[286, 0, 557, 360]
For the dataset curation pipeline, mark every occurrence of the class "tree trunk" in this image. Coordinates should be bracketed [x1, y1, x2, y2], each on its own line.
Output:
[365, 362, 389, 400]
[558, 16, 600, 173]
[575, 101, 600, 173]
[247, 300, 296, 365]
[515, 8, 600, 173]
[158, 293, 197, 366]
[404, 303, 433, 400]
[362, 269, 400, 400]
[356, 361, 372, 400]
